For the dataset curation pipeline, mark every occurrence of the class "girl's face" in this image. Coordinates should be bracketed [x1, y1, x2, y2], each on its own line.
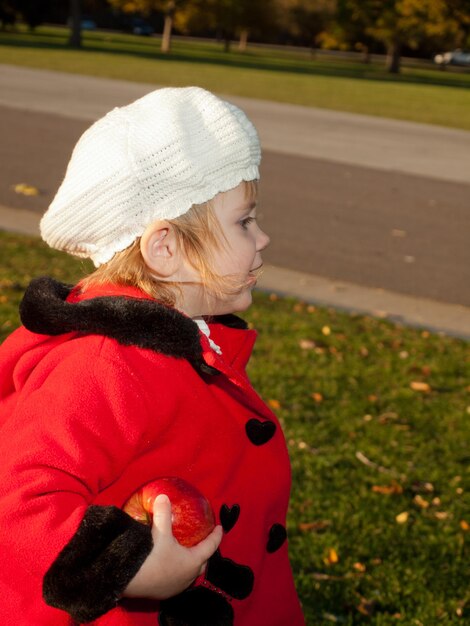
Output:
[178, 182, 270, 317]
[208, 182, 270, 314]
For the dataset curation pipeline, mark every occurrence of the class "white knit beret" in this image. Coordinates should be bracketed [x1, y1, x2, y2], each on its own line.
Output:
[40, 86, 261, 266]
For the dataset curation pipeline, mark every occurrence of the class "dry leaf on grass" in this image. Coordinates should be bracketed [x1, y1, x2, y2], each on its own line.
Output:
[298, 520, 331, 533]
[396, 511, 409, 524]
[299, 339, 315, 350]
[410, 381, 432, 392]
[372, 481, 403, 495]
[323, 548, 339, 565]
[353, 562, 366, 572]
[413, 495, 430, 508]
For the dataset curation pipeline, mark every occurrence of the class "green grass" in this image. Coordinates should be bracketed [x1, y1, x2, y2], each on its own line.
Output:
[1, 230, 469, 624]
[1, 25, 470, 129]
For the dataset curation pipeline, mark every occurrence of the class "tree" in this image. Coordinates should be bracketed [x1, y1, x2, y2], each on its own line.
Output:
[275, 0, 336, 48]
[0, 1, 17, 29]
[107, 0, 187, 52]
[69, 0, 82, 47]
[174, 0, 276, 52]
[333, 0, 464, 73]
[14, 0, 53, 30]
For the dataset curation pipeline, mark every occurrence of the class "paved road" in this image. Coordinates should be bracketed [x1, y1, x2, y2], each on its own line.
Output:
[0, 65, 469, 335]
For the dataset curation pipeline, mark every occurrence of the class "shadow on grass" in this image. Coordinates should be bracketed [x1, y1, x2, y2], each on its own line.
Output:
[1, 31, 470, 90]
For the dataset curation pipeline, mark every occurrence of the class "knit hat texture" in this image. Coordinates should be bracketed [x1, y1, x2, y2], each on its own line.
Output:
[40, 86, 261, 266]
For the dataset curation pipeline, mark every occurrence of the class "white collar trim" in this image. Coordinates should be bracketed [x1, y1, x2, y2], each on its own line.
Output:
[193, 317, 223, 355]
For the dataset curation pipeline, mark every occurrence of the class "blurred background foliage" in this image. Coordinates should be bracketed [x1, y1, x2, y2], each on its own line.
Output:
[1, 0, 469, 73]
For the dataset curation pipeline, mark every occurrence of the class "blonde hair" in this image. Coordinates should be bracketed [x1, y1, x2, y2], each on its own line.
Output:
[79, 180, 258, 307]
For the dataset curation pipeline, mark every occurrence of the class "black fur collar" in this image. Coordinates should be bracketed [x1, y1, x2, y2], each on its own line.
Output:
[19, 277, 247, 375]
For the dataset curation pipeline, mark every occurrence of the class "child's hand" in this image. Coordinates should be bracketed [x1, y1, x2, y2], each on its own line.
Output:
[122, 494, 223, 600]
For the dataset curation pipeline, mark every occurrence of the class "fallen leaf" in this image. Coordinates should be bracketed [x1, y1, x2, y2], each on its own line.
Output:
[432, 497, 441, 506]
[411, 481, 434, 494]
[413, 495, 429, 509]
[322, 326, 331, 336]
[378, 412, 399, 423]
[268, 399, 281, 410]
[269, 293, 278, 301]
[460, 520, 469, 531]
[421, 331, 430, 338]
[363, 414, 373, 421]
[372, 481, 403, 495]
[311, 392, 323, 403]
[307, 305, 316, 313]
[410, 381, 432, 393]
[391, 229, 407, 237]
[323, 548, 339, 565]
[299, 339, 315, 350]
[357, 597, 375, 616]
[293, 303, 304, 312]
[14, 183, 39, 196]
[396, 511, 409, 524]
[399, 351, 409, 359]
[360, 346, 369, 357]
[434, 511, 449, 520]
[322, 612, 341, 622]
[353, 562, 366, 572]
[298, 520, 331, 532]
[368, 394, 378, 402]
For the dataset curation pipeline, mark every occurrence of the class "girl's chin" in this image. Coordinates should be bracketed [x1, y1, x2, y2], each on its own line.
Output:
[210, 291, 253, 316]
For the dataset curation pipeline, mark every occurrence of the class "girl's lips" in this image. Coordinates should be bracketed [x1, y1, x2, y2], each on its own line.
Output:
[246, 264, 263, 287]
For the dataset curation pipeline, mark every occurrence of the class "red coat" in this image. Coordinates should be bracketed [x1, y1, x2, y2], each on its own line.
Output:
[0, 278, 304, 626]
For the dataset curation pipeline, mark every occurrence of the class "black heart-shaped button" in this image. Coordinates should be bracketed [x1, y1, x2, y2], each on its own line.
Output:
[266, 524, 287, 553]
[220, 504, 240, 533]
[245, 418, 276, 445]
[206, 550, 254, 600]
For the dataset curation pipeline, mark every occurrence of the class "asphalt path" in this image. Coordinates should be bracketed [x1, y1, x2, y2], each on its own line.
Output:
[0, 65, 469, 317]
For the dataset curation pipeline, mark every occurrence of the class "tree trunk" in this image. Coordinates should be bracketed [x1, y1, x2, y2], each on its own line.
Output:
[238, 28, 248, 52]
[386, 41, 401, 73]
[68, 0, 81, 48]
[161, 14, 173, 53]
[361, 45, 370, 64]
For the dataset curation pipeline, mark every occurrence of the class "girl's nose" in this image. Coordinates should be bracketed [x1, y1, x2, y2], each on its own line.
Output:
[257, 227, 270, 252]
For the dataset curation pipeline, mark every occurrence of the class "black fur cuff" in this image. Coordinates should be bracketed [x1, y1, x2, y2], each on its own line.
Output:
[43, 505, 153, 623]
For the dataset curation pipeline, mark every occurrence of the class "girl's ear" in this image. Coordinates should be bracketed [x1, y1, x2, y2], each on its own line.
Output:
[140, 221, 181, 278]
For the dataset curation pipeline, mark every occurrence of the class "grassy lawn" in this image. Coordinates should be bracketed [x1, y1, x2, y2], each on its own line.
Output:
[1, 230, 469, 624]
[1, 26, 470, 130]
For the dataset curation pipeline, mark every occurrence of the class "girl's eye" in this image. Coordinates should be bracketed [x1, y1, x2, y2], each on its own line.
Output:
[240, 216, 255, 230]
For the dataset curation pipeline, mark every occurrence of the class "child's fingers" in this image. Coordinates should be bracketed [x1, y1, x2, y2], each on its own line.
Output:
[190, 525, 223, 562]
[152, 494, 173, 536]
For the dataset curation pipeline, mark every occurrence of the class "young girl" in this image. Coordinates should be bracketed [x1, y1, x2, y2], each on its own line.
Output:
[0, 87, 305, 625]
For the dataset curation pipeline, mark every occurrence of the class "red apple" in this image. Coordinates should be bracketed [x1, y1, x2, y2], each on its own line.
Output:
[123, 476, 215, 547]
